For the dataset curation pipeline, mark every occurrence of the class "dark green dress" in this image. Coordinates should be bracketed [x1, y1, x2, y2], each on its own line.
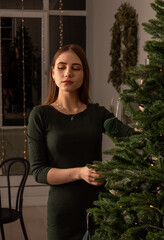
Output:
[27, 104, 130, 240]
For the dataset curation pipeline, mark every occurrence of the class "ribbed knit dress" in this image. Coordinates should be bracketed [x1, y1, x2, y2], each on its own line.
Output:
[27, 103, 131, 240]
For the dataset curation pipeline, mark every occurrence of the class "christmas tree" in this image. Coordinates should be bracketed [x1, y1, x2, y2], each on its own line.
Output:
[89, 0, 164, 239]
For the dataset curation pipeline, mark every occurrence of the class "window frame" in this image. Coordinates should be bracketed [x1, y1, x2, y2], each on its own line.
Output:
[0, 10, 49, 129]
[0, 1, 87, 129]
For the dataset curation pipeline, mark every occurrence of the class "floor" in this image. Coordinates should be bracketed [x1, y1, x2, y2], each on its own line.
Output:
[1, 206, 47, 240]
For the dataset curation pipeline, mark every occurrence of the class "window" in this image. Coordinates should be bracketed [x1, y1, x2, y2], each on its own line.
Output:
[50, 15, 86, 61]
[49, 0, 86, 10]
[0, 0, 86, 128]
[1, 17, 41, 126]
[0, 0, 43, 10]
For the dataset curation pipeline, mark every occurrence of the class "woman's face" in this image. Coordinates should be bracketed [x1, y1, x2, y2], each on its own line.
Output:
[52, 51, 84, 94]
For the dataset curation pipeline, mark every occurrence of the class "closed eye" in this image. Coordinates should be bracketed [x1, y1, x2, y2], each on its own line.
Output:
[58, 65, 66, 70]
[72, 67, 81, 70]
[56, 62, 82, 71]
[72, 64, 82, 71]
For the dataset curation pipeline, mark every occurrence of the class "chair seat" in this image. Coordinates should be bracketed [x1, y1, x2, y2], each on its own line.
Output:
[0, 208, 20, 224]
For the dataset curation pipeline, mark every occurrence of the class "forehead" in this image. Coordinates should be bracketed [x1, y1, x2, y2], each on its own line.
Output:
[55, 51, 82, 65]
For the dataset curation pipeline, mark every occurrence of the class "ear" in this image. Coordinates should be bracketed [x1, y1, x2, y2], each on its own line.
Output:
[51, 67, 55, 80]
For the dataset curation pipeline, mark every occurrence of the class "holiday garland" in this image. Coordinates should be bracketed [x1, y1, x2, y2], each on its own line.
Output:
[108, 3, 138, 92]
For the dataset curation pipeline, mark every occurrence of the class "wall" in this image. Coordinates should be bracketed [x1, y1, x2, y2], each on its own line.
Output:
[87, 0, 155, 154]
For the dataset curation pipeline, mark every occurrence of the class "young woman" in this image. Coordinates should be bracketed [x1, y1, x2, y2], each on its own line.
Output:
[27, 44, 131, 240]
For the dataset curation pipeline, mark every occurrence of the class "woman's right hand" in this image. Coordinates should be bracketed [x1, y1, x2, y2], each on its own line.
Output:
[47, 166, 104, 186]
[79, 166, 104, 186]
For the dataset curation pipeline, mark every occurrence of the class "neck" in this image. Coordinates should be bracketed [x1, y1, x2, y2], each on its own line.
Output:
[55, 92, 85, 114]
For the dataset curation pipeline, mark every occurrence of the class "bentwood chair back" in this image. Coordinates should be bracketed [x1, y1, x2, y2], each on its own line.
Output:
[0, 158, 30, 240]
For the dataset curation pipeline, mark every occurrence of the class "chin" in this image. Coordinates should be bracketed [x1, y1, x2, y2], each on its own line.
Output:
[62, 86, 81, 93]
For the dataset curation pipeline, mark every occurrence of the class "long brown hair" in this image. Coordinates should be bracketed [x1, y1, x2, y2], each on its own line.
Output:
[44, 44, 91, 105]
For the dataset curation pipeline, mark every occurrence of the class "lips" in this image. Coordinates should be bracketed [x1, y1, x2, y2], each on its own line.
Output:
[62, 80, 73, 84]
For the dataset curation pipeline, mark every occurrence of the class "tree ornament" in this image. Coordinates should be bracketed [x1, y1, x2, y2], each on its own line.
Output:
[108, 3, 138, 92]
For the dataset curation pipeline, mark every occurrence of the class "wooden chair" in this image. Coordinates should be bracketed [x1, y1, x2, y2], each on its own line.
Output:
[0, 158, 30, 240]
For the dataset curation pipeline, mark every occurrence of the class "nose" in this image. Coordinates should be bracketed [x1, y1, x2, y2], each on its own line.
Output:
[64, 67, 72, 78]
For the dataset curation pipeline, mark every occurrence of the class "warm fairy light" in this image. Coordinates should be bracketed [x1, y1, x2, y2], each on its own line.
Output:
[59, 0, 63, 49]
[149, 205, 160, 213]
[0, 18, 5, 163]
[42, 18, 45, 64]
[0, 137, 5, 162]
[21, 0, 27, 160]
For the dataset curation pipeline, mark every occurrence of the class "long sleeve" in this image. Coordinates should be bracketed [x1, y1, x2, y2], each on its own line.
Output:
[27, 106, 51, 184]
[102, 106, 132, 137]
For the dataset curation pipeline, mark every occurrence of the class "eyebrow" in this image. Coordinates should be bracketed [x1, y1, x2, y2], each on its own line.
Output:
[57, 62, 82, 66]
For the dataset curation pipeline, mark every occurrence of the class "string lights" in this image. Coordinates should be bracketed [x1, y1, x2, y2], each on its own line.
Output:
[21, 0, 27, 159]
[59, 0, 63, 49]
[42, 18, 45, 65]
[0, 18, 5, 165]
[149, 204, 161, 213]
